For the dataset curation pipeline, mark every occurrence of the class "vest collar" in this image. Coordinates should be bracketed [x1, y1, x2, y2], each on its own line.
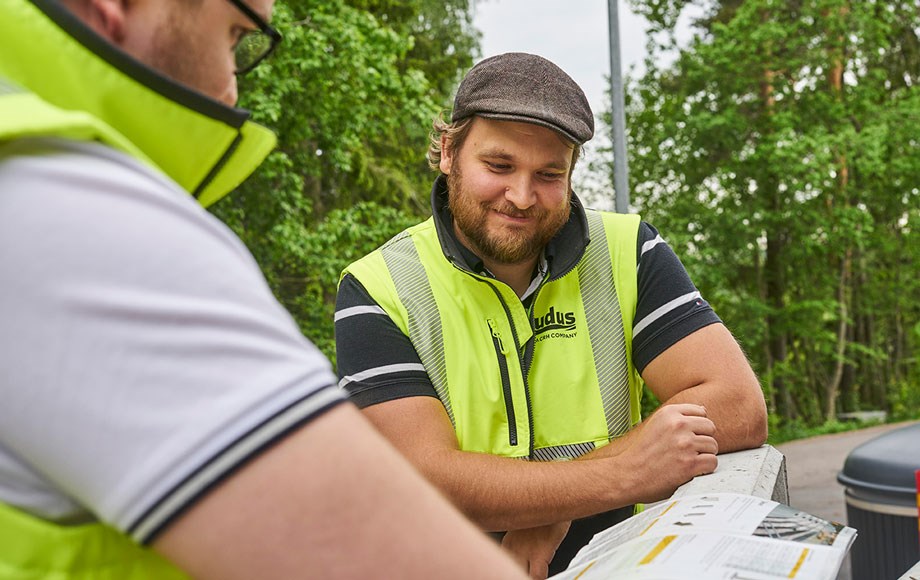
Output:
[430, 174, 592, 281]
[0, 0, 276, 207]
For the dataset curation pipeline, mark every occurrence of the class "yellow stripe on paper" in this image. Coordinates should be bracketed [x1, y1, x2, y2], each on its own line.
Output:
[639, 518, 660, 536]
[639, 535, 676, 565]
[640, 502, 678, 536]
[788, 548, 810, 578]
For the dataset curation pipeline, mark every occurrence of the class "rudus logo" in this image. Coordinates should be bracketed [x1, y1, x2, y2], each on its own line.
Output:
[533, 306, 577, 335]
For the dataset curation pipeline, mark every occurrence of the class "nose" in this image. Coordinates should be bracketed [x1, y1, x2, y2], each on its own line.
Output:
[503, 174, 537, 210]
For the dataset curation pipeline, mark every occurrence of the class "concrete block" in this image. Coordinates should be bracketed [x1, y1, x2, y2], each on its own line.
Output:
[671, 445, 788, 504]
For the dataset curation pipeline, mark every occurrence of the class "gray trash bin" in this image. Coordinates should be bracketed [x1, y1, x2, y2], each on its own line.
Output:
[837, 423, 920, 580]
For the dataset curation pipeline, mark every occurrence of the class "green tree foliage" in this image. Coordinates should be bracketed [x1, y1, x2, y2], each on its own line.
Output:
[212, 0, 478, 360]
[623, 0, 920, 426]
[280, 202, 421, 361]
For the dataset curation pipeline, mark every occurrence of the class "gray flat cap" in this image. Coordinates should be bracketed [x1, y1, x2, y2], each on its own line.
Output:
[452, 52, 594, 145]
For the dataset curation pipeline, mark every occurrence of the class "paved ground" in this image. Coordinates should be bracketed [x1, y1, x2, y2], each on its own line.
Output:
[776, 420, 920, 580]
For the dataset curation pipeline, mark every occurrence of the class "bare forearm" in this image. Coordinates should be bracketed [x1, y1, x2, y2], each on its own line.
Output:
[411, 406, 720, 531]
[418, 447, 635, 531]
[154, 405, 526, 580]
[363, 399, 632, 531]
[363, 399, 719, 533]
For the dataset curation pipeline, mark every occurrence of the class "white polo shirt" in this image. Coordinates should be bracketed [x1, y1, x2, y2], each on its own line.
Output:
[0, 137, 344, 543]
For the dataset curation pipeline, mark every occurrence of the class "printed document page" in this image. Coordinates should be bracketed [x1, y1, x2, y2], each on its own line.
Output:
[550, 492, 856, 580]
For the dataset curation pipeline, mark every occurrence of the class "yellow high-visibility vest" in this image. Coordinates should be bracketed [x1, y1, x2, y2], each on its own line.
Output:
[344, 210, 643, 459]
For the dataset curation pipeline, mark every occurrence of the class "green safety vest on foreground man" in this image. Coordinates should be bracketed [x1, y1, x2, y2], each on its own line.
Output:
[344, 205, 644, 460]
[0, 0, 275, 577]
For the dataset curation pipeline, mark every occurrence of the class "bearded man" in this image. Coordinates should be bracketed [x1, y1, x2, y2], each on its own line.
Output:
[334, 52, 768, 579]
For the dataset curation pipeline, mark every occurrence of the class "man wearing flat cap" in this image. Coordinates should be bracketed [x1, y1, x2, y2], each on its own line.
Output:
[335, 52, 768, 578]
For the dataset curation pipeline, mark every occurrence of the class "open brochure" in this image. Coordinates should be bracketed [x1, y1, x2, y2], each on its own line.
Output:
[550, 492, 857, 580]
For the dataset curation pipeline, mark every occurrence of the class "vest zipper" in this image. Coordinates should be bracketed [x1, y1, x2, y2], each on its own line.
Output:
[451, 259, 533, 455]
[482, 283, 534, 457]
[487, 318, 517, 446]
[523, 301, 539, 383]
[521, 281, 549, 460]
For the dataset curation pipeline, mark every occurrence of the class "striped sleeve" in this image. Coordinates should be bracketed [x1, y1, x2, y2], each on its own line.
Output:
[130, 384, 343, 544]
[0, 138, 348, 546]
[335, 274, 438, 408]
[632, 222, 721, 373]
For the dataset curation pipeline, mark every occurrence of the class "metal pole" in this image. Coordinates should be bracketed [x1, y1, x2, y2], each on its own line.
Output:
[607, 0, 630, 213]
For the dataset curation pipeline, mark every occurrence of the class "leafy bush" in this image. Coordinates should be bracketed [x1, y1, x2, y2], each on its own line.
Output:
[289, 202, 423, 363]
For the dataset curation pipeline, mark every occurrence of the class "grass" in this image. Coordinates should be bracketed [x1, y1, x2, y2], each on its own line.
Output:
[767, 413, 920, 446]
[767, 419, 885, 445]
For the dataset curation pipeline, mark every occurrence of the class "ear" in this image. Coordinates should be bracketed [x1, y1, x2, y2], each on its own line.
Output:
[85, 0, 129, 44]
[439, 134, 454, 175]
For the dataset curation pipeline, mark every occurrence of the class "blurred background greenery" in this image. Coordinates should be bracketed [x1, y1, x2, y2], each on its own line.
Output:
[215, 0, 920, 440]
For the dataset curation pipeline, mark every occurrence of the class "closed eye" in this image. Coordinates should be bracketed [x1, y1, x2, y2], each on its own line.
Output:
[485, 161, 512, 172]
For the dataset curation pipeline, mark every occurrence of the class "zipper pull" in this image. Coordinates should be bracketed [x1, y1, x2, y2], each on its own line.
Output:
[487, 318, 508, 354]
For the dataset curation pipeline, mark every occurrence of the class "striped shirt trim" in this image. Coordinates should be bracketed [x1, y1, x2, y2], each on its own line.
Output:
[334, 304, 386, 322]
[640, 235, 666, 257]
[338, 363, 427, 389]
[128, 386, 343, 543]
[633, 291, 702, 338]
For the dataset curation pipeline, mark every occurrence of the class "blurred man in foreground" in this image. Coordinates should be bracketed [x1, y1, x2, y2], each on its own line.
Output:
[0, 1, 526, 577]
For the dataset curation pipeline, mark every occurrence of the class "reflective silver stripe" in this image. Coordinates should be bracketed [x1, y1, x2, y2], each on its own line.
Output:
[578, 211, 632, 439]
[338, 363, 426, 389]
[531, 441, 596, 462]
[381, 234, 455, 426]
[334, 305, 386, 322]
[633, 291, 702, 338]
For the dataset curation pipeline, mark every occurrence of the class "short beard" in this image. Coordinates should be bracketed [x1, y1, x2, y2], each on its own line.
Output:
[447, 163, 570, 265]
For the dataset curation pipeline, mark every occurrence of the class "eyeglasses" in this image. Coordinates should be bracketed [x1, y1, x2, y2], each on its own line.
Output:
[227, 0, 282, 75]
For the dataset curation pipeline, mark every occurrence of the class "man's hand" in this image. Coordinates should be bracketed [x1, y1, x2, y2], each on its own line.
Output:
[501, 520, 572, 580]
[598, 403, 718, 503]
